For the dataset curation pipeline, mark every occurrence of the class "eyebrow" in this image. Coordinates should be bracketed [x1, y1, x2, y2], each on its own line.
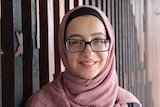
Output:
[91, 32, 106, 36]
[67, 32, 106, 39]
[67, 34, 82, 39]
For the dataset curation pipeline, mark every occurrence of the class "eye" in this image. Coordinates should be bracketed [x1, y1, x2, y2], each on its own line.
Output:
[94, 39, 105, 43]
[69, 40, 83, 45]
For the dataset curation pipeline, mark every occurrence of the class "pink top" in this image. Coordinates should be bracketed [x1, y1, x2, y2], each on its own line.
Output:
[25, 5, 142, 107]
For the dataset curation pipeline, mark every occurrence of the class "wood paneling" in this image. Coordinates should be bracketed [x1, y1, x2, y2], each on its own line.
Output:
[39, 0, 49, 88]
[53, 0, 61, 78]
[1, 0, 15, 106]
[21, 0, 33, 105]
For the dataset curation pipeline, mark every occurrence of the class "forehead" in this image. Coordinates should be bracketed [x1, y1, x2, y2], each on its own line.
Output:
[66, 15, 105, 34]
[65, 15, 107, 39]
[67, 15, 103, 26]
[66, 15, 105, 32]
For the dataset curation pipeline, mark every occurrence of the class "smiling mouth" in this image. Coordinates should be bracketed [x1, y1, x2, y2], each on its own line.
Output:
[80, 61, 97, 65]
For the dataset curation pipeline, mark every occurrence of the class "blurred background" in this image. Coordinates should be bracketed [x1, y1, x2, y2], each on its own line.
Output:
[1, 0, 160, 107]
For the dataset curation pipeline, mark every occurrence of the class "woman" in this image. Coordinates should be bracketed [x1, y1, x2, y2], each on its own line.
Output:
[25, 5, 142, 107]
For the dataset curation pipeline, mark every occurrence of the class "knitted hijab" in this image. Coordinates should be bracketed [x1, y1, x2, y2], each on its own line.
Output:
[58, 5, 141, 107]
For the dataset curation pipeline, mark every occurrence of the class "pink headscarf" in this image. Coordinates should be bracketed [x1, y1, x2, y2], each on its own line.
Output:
[58, 5, 142, 107]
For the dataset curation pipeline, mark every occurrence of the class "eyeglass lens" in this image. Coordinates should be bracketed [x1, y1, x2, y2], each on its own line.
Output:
[66, 39, 110, 52]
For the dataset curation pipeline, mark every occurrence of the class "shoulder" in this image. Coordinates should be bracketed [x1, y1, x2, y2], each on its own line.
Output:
[127, 103, 140, 107]
[25, 76, 66, 107]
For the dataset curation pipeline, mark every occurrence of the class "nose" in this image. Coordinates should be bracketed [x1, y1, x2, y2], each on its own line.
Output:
[81, 44, 94, 57]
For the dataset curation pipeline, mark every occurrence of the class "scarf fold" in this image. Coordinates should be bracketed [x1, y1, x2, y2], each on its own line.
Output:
[58, 5, 142, 107]
[62, 57, 118, 107]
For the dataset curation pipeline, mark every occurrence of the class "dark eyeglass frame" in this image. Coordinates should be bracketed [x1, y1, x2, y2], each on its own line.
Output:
[65, 39, 111, 52]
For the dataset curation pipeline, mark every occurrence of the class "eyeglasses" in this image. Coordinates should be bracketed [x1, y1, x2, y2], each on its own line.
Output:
[65, 39, 110, 52]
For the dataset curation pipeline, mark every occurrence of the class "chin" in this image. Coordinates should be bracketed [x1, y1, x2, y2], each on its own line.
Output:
[80, 74, 98, 79]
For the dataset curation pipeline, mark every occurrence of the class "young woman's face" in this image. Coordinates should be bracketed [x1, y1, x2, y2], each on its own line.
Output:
[66, 15, 109, 79]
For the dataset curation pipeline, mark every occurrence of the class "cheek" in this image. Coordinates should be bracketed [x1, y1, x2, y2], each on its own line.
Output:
[66, 52, 78, 65]
[100, 52, 109, 64]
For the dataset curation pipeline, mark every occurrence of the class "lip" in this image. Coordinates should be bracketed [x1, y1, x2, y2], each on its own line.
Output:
[79, 60, 97, 68]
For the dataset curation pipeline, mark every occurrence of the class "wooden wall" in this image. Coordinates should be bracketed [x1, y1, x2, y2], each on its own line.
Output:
[1, 0, 157, 107]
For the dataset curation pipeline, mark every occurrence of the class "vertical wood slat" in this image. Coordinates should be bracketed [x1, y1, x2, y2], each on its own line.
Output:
[101, 0, 104, 10]
[125, 0, 131, 90]
[129, 2, 135, 92]
[74, 0, 79, 7]
[0, 19, 2, 107]
[106, 0, 111, 20]
[83, 0, 86, 5]
[124, 0, 129, 90]
[133, 17, 139, 97]
[102, 0, 106, 14]
[143, 1, 150, 106]
[121, 0, 127, 89]
[21, 0, 33, 104]
[118, 0, 124, 87]
[129, 1, 138, 95]
[132, 9, 137, 95]
[126, 0, 132, 91]
[89, 0, 92, 5]
[39, 0, 49, 87]
[1, 0, 15, 106]
[125, 0, 129, 90]
[114, 0, 120, 86]
[131, 2, 135, 92]
[135, 35, 140, 98]
[95, 0, 98, 7]
[133, 0, 140, 97]
[65, 0, 70, 13]
[54, 0, 61, 78]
